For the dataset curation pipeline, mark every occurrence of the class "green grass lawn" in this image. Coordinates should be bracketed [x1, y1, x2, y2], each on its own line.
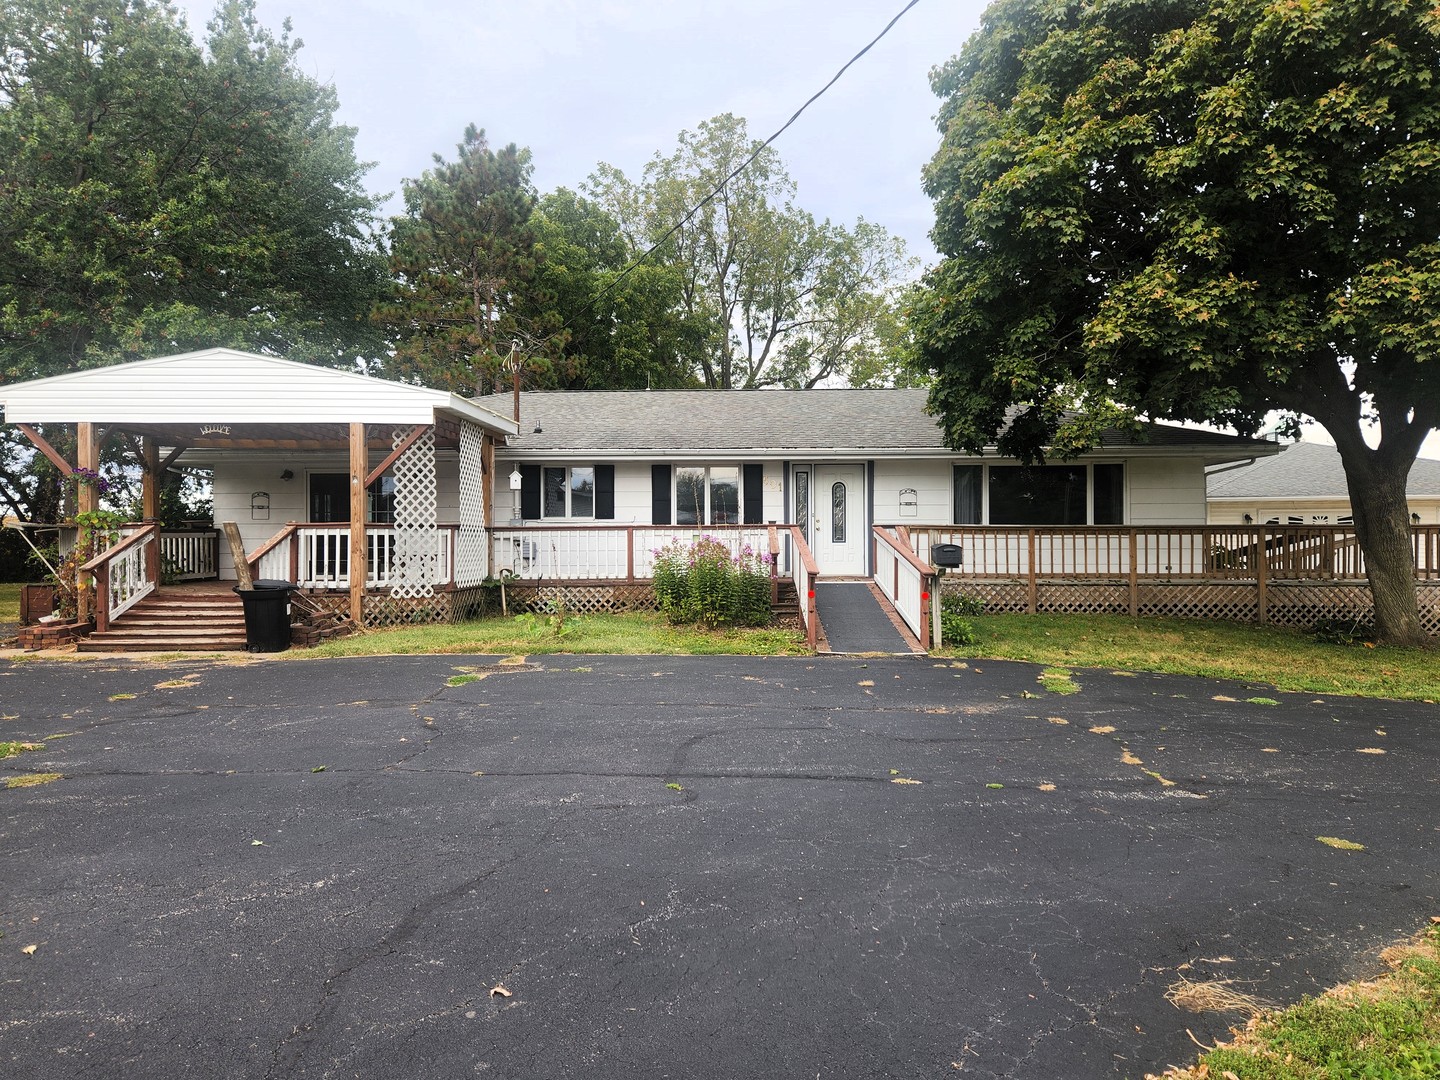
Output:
[0, 582, 21, 624]
[291, 611, 808, 659]
[1156, 924, 1440, 1079]
[939, 612, 1440, 701]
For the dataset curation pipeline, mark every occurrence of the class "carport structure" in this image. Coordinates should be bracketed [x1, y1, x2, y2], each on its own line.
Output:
[0, 349, 518, 637]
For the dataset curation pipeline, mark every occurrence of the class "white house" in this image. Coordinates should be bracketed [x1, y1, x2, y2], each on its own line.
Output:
[29, 351, 1424, 651]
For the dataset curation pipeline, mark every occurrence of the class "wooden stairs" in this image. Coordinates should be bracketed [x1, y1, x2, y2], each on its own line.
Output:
[78, 583, 248, 653]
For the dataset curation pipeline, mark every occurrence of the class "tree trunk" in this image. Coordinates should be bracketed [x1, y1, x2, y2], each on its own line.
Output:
[1338, 444, 1429, 645]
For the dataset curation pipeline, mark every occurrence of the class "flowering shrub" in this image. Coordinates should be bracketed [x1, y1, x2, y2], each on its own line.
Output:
[652, 535, 774, 628]
[61, 466, 116, 498]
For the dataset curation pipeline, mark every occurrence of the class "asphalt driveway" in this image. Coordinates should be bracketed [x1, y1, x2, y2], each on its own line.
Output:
[1, 653, 1436, 1079]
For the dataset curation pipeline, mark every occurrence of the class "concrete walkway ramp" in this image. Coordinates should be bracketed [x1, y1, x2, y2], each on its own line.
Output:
[815, 581, 921, 654]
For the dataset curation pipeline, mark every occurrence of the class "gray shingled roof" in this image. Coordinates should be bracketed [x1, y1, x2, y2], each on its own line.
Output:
[1208, 441, 1440, 499]
[498, 389, 1274, 456]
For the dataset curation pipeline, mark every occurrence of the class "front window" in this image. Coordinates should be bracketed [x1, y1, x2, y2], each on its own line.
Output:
[989, 466, 1087, 525]
[956, 464, 1125, 526]
[676, 465, 741, 525]
[542, 466, 595, 519]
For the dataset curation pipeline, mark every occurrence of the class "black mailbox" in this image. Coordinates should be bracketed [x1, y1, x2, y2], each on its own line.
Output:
[931, 543, 964, 569]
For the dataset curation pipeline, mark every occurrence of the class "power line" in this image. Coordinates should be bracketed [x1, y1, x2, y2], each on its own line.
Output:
[586, 0, 924, 311]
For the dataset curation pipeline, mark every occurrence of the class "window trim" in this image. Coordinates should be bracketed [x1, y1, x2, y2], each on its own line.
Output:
[674, 463, 743, 527]
[540, 464, 597, 521]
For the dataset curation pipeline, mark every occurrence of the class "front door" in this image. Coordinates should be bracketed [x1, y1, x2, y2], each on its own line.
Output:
[812, 465, 866, 577]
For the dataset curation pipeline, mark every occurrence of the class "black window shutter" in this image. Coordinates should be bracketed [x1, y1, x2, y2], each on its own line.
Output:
[651, 463, 672, 525]
[742, 463, 764, 524]
[595, 464, 615, 520]
[520, 463, 541, 520]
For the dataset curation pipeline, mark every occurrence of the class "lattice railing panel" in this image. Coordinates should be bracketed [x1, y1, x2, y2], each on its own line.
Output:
[1036, 583, 1129, 615]
[1137, 584, 1259, 623]
[508, 584, 659, 616]
[940, 581, 1029, 613]
[363, 593, 451, 628]
[455, 420, 487, 587]
[390, 426, 438, 598]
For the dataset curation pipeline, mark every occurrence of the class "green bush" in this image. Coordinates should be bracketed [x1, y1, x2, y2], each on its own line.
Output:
[945, 591, 986, 617]
[940, 609, 978, 647]
[940, 594, 983, 647]
[652, 535, 774, 628]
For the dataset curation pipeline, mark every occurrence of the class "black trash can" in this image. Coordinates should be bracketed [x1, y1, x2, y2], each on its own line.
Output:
[233, 580, 297, 653]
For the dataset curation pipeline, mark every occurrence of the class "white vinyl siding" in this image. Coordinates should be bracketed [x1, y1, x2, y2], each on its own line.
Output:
[872, 460, 952, 521]
[1127, 459, 1206, 524]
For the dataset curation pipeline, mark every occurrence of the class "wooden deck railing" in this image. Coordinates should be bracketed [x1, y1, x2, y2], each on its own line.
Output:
[783, 525, 821, 650]
[897, 524, 1440, 582]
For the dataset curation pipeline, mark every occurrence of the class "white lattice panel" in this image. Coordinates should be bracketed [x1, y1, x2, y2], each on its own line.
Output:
[456, 420, 488, 586]
[390, 425, 438, 598]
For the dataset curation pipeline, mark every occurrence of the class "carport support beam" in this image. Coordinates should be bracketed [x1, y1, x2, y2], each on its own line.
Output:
[142, 439, 161, 522]
[76, 422, 100, 625]
[349, 422, 367, 628]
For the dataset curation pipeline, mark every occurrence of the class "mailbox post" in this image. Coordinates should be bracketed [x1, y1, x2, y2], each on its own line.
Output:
[930, 544, 963, 649]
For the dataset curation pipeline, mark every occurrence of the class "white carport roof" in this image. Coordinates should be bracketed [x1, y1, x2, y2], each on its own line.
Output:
[0, 348, 518, 435]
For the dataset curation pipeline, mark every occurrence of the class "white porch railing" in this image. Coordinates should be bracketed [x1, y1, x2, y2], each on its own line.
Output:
[159, 529, 219, 580]
[81, 523, 159, 633]
[248, 524, 457, 589]
[872, 526, 934, 648]
[489, 525, 779, 580]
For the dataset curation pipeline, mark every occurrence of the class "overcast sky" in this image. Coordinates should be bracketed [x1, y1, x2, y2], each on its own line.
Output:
[172, 0, 986, 263]
[165, 0, 1439, 458]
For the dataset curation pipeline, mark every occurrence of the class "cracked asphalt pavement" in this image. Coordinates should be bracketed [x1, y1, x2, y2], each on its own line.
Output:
[1, 652, 1436, 1078]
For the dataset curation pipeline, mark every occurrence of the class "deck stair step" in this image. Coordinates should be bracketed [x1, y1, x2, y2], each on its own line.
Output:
[78, 585, 253, 653]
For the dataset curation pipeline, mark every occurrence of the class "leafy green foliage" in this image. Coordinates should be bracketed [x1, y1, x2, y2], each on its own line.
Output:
[587, 114, 917, 389]
[0, 0, 387, 529]
[526, 189, 703, 390]
[1310, 617, 1378, 647]
[375, 124, 547, 394]
[0, 0, 387, 376]
[914, 0, 1440, 643]
[652, 535, 773, 628]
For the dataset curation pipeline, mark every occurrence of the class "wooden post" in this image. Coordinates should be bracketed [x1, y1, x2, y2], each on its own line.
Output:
[144, 526, 160, 586]
[1128, 529, 1139, 618]
[1026, 529, 1038, 614]
[223, 523, 254, 589]
[927, 576, 938, 650]
[349, 422, 367, 627]
[142, 439, 161, 522]
[75, 422, 100, 624]
[1256, 527, 1269, 625]
[626, 525, 636, 582]
[482, 431, 496, 536]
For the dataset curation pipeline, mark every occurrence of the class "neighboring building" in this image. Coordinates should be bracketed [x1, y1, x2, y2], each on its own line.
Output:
[1207, 441, 1440, 527]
